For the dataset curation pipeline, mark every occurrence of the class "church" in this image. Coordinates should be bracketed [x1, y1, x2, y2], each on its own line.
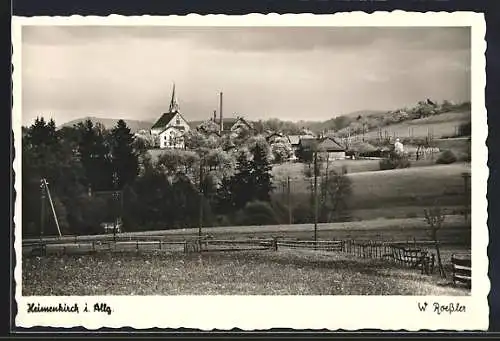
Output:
[150, 84, 191, 149]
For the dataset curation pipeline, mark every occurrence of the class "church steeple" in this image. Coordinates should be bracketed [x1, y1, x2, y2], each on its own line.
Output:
[169, 83, 180, 113]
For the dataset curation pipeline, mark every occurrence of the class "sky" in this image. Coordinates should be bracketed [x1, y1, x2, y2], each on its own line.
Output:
[21, 26, 471, 126]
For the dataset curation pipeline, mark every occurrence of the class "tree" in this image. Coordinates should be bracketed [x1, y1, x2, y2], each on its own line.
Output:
[108, 120, 140, 189]
[319, 168, 353, 222]
[22, 117, 88, 236]
[424, 207, 446, 278]
[76, 119, 113, 191]
[228, 149, 254, 210]
[270, 137, 293, 164]
[250, 142, 274, 203]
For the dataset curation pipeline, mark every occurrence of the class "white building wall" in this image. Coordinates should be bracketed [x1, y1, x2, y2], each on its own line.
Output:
[159, 127, 185, 149]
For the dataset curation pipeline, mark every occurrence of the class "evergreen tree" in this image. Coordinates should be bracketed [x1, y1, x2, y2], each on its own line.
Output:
[108, 120, 139, 189]
[76, 119, 113, 191]
[22, 117, 87, 236]
[230, 150, 254, 210]
[250, 143, 274, 202]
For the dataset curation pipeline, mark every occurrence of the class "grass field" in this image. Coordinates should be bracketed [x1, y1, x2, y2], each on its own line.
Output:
[30, 215, 470, 244]
[22, 248, 469, 296]
[272, 163, 470, 219]
[350, 110, 470, 141]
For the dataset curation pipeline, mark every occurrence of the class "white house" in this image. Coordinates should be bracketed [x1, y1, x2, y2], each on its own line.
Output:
[158, 126, 185, 149]
[150, 84, 191, 148]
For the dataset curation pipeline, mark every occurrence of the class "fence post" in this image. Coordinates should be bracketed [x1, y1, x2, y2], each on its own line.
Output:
[92, 241, 95, 253]
[136, 240, 139, 251]
[430, 254, 435, 274]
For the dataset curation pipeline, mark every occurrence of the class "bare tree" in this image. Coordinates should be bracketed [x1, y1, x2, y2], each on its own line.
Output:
[424, 207, 446, 278]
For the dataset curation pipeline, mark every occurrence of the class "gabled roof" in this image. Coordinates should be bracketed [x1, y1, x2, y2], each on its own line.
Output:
[288, 135, 301, 145]
[151, 111, 191, 130]
[151, 112, 177, 129]
[219, 117, 254, 133]
[265, 131, 284, 141]
[299, 137, 345, 152]
[318, 137, 345, 151]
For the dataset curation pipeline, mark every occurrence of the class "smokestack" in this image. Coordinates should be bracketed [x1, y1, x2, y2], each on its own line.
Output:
[219, 92, 223, 134]
[213, 110, 216, 122]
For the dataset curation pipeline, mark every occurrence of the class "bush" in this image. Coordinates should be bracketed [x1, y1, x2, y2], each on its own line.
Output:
[292, 202, 314, 224]
[436, 150, 457, 164]
[458, 122, 471, 137]
[379, 152, 411, 170]
[236, 200, 281, 226]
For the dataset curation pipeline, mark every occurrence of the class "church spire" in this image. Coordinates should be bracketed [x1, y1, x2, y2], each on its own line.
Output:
[169, 83, 180, 113]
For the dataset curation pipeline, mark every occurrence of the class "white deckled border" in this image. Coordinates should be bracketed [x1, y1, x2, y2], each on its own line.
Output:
[12, 12, 488, 331]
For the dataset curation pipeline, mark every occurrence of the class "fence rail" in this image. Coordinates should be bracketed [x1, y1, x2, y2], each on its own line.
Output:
[341, 239, 435, 274]
[24, 236, 439, 276]
[451, 254, 471, 288]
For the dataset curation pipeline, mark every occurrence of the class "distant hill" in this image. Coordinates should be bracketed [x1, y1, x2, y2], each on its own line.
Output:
[59, 117, 154, 133]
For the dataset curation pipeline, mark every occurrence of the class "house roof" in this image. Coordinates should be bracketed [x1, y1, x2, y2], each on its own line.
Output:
[151, 112, 177, 129]
[288, 135, 301, 145]
[218, 117, 254, 133]
[265, 132, 285, 141]
[299, 137, 345, 152]
[151, 111, 191, 130]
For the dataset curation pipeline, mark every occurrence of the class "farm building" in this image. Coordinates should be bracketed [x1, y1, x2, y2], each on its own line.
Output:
[299, 136, 346, 160]
[199, 114, 255, 137]
[150, 84, 191, 148]
[288, 133, 316, 156]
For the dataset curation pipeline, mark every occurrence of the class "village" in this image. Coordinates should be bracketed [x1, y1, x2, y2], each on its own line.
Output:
[134, 84, 348, 163]
[20, 24, 474, 299]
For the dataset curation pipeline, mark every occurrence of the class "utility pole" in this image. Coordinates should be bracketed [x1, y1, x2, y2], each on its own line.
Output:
[287, 176, 292, 225]
[198, 159, 204, 243]
[40, 179, 46, 241]
[44, 179, 62, 238]
[462, 172, 471, 222]
[313, 151, 318, 245]
[112, 172, 119, 242]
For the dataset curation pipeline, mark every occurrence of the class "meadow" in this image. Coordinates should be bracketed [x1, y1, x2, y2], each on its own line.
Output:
[22, 248, 469, 296]
[351, 110, 471, 141]
[272, 162, 470, 220]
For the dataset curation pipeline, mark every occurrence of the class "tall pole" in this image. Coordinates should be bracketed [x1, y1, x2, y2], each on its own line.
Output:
[219, 92, 224, 134]
[44, 179, 62, 238]
[313, 151, 318, 244]
[198, 159, 204, 241]
[462, 172, 471, 222]
[112, 172, 118, 241]
[40, 179, 46, 241]
[287, 176, 292, 225]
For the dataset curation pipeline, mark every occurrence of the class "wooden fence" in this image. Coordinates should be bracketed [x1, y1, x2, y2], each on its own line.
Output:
[23, 236, 436, 276]
[341, 240, 435, 275]
[451, 254, 471, 288]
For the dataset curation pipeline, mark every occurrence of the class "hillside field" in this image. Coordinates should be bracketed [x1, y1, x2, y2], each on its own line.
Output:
[351, 110, 470, 141]
[272, 163, 470, 219]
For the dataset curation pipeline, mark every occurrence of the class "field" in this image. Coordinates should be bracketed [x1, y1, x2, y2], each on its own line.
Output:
[26, 215, 470, 245]
[22, 248, 469, 296]
[272, 163, 470, 220]
[351, 110, 471, 141]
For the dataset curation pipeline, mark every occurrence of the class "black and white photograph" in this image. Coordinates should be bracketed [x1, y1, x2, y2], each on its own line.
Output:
[13, 13, 488, 330]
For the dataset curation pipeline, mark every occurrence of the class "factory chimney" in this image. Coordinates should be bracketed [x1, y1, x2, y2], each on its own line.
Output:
[219, 92, 223, 134]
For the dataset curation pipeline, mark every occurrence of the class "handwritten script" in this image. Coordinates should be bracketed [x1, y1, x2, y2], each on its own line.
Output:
[27, 302, 113, 315]
[417, 301, 466, 315]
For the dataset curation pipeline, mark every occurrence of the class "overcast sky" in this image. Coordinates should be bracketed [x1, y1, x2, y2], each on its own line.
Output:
[21, 26, 470, 126]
